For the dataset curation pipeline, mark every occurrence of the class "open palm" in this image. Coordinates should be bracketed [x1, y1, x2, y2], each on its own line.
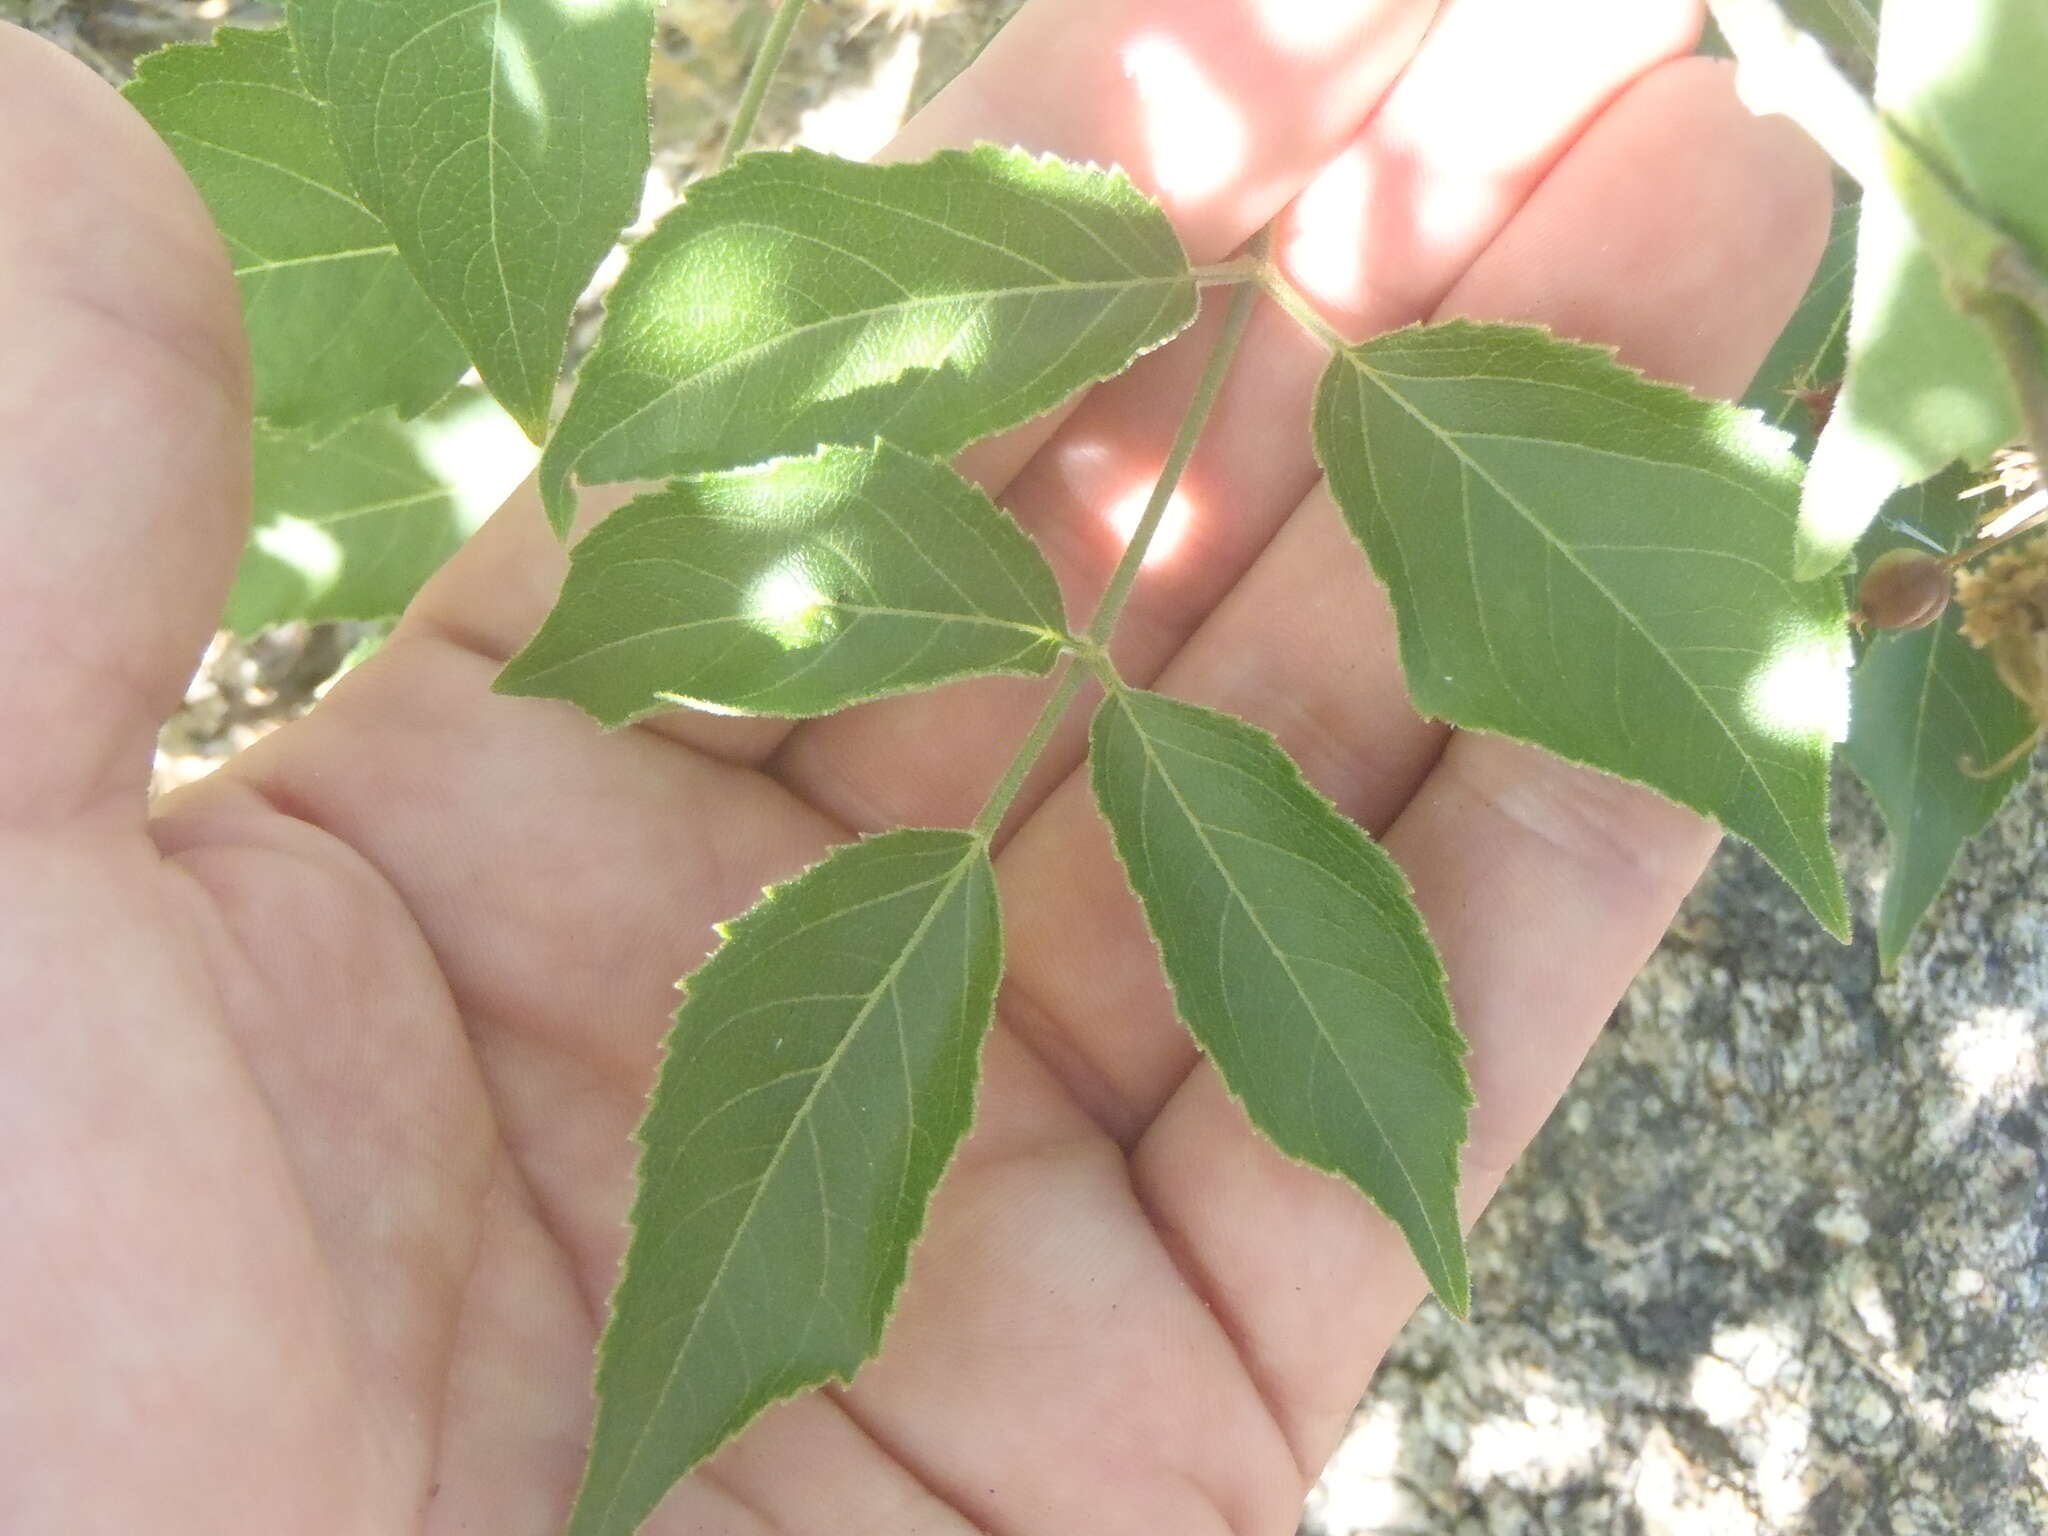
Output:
[0, 2, 1827, 1531]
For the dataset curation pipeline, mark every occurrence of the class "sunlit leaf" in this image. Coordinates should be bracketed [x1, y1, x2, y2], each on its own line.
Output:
[1089, 688, 1470, 1311]
[1316, 320, 1852, 938]
[287, 0, 655, 438]
[539, 145, 1197, 534]
[227, 387, 537, 632]
[124, 27, 468, 429]
[499, 442, 1068, 723]
[1844, 466, 2036, 968]
[1746, 197, 1858, 461]
[573, 830, 1002, 1536]
[1797, 0, 2048, 576]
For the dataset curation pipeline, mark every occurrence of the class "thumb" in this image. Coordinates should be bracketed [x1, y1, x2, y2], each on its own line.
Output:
[0, 25, 248, 824]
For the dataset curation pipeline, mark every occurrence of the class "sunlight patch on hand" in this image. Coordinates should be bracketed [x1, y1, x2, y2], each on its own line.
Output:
[407, 391, 541, 535]
[1106, 478, 1197, 571]
[1120, 34, 1246, 206]
[1280, 142, 1369, 318]
[1251, 0, 1377, 56]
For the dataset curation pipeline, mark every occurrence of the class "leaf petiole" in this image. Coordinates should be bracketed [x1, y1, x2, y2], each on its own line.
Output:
[1967, 249, 2048, 471]
[720, 0, 811, 169]
[1193, 256, 1265, 287]
[970, 261, 1263, 840]
[1257, 264, 1351, 356]
[970, 662, 1091, 840]
[1086, 272, 1262, 644]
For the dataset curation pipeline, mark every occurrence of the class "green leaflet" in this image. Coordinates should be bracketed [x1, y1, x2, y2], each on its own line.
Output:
[1702, 0, 1880, 79]
[1746, 197, 1859, 461]
[1316, 320, 1852, 938]
[286, 0, 654, 439]
[539, 145, 1198, 535]
[1784, 0, 1881, 76]
[227, 388, 537, 633]
[498, 442, 1068, 723]
[573, 830, 1002, 1536]
[1089, 688, 1471, 1313]
[123, 27, 468, 429]
[1797, 0, 2048, 576]
[1844, 467, 2036, 968]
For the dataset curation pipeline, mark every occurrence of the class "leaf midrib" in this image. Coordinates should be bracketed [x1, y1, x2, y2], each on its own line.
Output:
[565, 272, 1189, 479]
[596, 844, 980, 1522]
[1111, 694, 1460, 1287]
[510, 599, 1059, 687]
[1342, 353, 1830, 905]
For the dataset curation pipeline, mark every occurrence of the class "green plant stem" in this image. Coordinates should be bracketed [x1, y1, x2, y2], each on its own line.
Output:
[970, 270, 1263, 840]
[1985, 243, 2048, 320]
[970, 662, 1090, 839]
[1258, 267, 1350, 356]
[1966, 278, 2048, 481]
[1086, 275, 1261, 645]
[1944, 504, 2047, 569]
[719, 0, 810, 170]
[1194, 257, 1264, 287]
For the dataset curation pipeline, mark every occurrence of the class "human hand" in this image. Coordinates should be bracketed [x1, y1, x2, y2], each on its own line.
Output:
[0, 3, 1828, 1531]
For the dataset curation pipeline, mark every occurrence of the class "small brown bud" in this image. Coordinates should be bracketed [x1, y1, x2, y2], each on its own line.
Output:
[1795, 380, 1840, 439]
[1855, 547, 1952, 632]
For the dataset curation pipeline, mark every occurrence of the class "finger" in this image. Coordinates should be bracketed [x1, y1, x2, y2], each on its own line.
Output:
[825, 1027, 1308, 1536]
[1125, 58, 1832, 1479]
[407, 0, 1444, 758]
[769, 0, 1703, 836]
[0, 27, 247, 824]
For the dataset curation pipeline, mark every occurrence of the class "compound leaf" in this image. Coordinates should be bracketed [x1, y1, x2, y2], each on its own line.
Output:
[1090, 688, 1470, 1313]
[573, 829, 1001, 1536]
[228, 387, 537, 632]
[124, 27, 468, 429]
[1798, 0, 2048, 576]
[539, 145, 1197, 534]
[1844, 466, 2036, 968]
[1316, 320, 1852, 938]
[287, 0, 655, 438]
[499, 442, 1068, 723]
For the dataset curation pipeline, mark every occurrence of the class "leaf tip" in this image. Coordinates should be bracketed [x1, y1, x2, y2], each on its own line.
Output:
[536, 441, 580, 540]
[1793, 531, 1857, 583]
[1813, 877, 1855, 945]
[502, 385, 551, 450]
[1436, 1262, 1473, 1322]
